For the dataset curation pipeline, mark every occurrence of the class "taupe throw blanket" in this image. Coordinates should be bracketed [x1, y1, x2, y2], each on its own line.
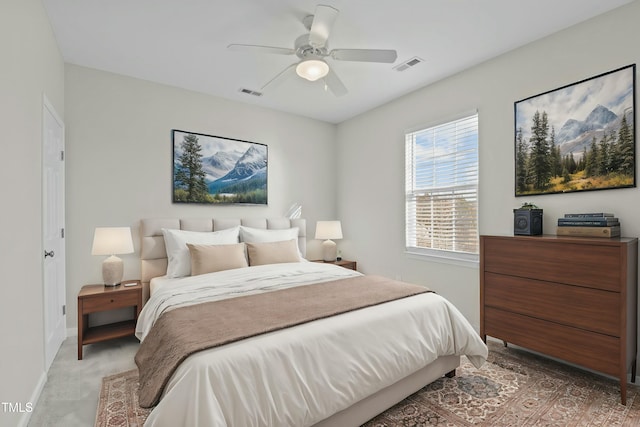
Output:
[135, 275, 431, 408]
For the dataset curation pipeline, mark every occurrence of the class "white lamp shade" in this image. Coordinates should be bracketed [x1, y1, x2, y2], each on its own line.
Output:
[91, 227, 134, 256]
[315, 221, 343, 240]
[296, 59, 329, 81]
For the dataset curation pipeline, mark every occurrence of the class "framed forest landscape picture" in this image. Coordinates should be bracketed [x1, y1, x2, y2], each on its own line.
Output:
[172, 130, 268, 205]
[514, 64, 636, 196]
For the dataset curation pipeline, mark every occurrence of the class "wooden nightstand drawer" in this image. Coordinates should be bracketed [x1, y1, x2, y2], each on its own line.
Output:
[78, 281, 142, 360]
[81, 290, 140, 313]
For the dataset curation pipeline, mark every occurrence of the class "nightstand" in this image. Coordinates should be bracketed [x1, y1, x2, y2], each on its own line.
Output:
[312, 259, 357, 271]
[77, 280, 142, 360]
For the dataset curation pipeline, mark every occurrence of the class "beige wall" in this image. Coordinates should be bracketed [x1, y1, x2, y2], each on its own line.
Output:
[337, 1, 640, 331]
[64, 64, 337, 330]
[0, 0, 64, 426]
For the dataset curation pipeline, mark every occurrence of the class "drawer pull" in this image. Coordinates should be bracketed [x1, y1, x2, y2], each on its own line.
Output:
[110, 299, 114, 303]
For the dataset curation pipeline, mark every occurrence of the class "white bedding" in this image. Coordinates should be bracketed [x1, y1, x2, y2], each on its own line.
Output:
[137, 262, 488, 427]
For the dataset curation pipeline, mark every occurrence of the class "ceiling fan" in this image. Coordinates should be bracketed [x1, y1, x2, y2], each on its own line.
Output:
[228, 4, 398, 96]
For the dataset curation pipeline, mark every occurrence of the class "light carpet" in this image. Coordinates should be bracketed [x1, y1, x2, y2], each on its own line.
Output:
[96, 341, 640, 426]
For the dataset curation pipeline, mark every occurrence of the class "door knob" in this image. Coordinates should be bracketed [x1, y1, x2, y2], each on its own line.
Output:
[44, 250, 55, 258]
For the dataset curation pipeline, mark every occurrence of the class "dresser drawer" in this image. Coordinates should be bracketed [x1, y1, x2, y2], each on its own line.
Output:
[483, 237, 621, 291]
[81, 291, 139, 313]
[484, 307, 619, 377]
[484, 272, 619, 336]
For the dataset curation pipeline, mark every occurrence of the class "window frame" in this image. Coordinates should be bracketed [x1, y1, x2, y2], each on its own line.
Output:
[404, 111, 479, 265]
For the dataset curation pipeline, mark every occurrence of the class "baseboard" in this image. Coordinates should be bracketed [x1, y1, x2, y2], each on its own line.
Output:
[16, 370, 46, 427]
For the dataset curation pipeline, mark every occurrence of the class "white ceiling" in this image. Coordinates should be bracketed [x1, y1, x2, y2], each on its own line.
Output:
[42, 0, 632, 124]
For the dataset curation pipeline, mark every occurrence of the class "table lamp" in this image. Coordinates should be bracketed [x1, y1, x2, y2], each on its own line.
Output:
[315, 221, 343, 262]
[91, 227, 134, 286]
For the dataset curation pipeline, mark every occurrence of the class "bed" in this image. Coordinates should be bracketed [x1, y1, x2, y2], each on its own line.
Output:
[136, 218, 488, 427]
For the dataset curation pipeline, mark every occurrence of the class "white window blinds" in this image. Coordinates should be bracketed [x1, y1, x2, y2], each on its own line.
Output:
[405, 113, 479, 260]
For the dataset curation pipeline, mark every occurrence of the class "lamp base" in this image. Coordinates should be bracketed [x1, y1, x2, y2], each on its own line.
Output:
[102, 255, 124, 286]
[322, 239, 337, 262]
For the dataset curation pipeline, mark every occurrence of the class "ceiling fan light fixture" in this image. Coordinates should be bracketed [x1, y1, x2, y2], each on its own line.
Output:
[296, 59, 329, 81]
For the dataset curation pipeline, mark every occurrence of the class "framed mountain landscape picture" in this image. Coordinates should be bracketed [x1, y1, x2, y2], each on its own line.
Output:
[172, 130, 268, 204]
[514, 64, 636, 196]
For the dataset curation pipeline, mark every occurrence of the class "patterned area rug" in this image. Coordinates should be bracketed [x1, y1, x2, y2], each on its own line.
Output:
[95, 369, 150, 427]
[96, 341, 640, 426]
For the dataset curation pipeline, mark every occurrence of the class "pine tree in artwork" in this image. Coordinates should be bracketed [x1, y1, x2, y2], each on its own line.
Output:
[549, 126, 562, 177]
[597, 135, 610, 176]
[515, 127, 528, 193]
[527, 110, 552, 190]
[584, 137, 598, 177]
[618, 114, 634, 175]
[175, 134, 208, 202]
[578, 146, 587, 171]
[563, 152, 577, 174]
[608, 129, 622, 173]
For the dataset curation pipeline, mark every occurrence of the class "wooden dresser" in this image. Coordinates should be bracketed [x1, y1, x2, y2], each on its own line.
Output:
[480, 235, 638, 404]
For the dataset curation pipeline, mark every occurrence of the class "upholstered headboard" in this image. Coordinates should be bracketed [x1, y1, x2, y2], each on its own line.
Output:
[139, 218, 307, 296]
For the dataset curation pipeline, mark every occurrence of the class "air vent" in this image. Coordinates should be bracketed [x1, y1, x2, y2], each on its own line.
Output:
[239, 88, 263, 97]
[393, 57, 424, 72]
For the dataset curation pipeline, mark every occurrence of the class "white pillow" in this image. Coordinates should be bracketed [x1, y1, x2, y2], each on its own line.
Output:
[239, 226, 302, 260]
[162, 226, 240, 278]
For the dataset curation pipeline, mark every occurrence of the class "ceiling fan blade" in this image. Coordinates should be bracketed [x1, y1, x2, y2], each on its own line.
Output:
[331, 49, 398, 63]
[228, 44, 295, 56]
[309, 5, 339, 48]
[261, 63, 297, 91]
[324, 68, 348, 97]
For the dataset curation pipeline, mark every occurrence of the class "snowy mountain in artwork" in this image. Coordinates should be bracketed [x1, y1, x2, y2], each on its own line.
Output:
[201, 150, 244, 181]
[556, 104, 631, 158]
[207, 145, 267, 194]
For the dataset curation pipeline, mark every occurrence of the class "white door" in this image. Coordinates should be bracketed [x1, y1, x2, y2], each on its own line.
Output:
[43, 95, 66, 371]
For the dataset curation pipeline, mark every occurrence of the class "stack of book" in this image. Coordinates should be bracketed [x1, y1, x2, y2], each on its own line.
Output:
[556, 213, 620, 237]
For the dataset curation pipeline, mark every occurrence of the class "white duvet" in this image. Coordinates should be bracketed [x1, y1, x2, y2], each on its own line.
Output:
[137, 262, 488, 427]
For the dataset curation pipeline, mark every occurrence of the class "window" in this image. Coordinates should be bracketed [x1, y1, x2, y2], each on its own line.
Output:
[405, 113, 479, 262]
